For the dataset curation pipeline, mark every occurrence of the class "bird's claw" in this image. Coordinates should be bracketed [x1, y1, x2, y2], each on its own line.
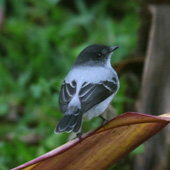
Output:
[76, 132, 82, 143]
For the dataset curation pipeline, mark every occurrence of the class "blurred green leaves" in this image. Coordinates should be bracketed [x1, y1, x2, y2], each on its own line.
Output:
[0, 102, 8, 115]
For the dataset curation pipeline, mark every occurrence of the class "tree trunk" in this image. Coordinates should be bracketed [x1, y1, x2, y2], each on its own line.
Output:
[134, 5, 170, 170]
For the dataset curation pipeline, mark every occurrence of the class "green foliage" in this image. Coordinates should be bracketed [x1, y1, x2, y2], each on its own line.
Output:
[130, 144, 144, 156]
[0, 0, 140, 169]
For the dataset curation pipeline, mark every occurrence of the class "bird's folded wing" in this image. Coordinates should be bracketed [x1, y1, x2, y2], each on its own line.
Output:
[59, 78, 118, 114]
[79, 78, 118, 113]
[59, 80, 77, 113]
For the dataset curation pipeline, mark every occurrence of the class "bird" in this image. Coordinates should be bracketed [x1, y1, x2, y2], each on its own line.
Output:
[55, 44, 119, 138]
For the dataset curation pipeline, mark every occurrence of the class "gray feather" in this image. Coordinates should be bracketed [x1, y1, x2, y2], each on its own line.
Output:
[59, 80, 77, 113]
[79, 78, 118, 113]
[55, 107, 82, 133]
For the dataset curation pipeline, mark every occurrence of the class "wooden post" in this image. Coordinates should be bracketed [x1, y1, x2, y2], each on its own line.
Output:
[135, 5, 170, 170]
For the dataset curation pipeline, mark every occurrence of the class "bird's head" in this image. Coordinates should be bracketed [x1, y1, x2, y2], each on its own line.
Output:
[74, 44, 119, 67]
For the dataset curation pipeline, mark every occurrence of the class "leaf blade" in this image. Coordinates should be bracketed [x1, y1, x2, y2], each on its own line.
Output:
[12, 112, 170, 170]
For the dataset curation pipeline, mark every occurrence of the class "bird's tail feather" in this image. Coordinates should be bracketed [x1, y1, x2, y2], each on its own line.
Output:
[55, 113, 83, 133]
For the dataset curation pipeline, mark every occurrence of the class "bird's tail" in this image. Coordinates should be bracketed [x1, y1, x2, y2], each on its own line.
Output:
[55, 107, 82, 133]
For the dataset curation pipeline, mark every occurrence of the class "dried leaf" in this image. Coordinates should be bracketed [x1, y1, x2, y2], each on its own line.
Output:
[12, 112, 170, 170]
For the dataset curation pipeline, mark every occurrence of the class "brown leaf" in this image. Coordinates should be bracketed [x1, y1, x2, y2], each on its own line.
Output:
[12, 112, 170, 170]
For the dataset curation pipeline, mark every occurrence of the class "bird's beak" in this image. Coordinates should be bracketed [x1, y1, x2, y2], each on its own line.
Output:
[109, 46, 119, 52]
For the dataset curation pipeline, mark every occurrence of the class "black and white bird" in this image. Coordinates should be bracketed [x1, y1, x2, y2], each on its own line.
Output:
[55, 44, 119, 136]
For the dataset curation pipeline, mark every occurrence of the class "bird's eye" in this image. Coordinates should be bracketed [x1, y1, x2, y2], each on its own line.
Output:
[96, 53, 102, 58]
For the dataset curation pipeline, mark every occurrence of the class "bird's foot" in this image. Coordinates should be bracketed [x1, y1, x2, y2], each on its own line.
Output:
[99, 116, 108, 129]
[76, 132, 82, 143]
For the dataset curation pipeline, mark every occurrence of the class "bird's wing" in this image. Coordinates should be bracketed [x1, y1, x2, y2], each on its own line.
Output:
[79, 77, 119, 113]
[59, 80, 77, 114]
[59, 77, 119, 114]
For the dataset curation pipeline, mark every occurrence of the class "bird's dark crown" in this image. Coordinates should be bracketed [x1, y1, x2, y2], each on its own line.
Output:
[74, 44, 118, 66]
